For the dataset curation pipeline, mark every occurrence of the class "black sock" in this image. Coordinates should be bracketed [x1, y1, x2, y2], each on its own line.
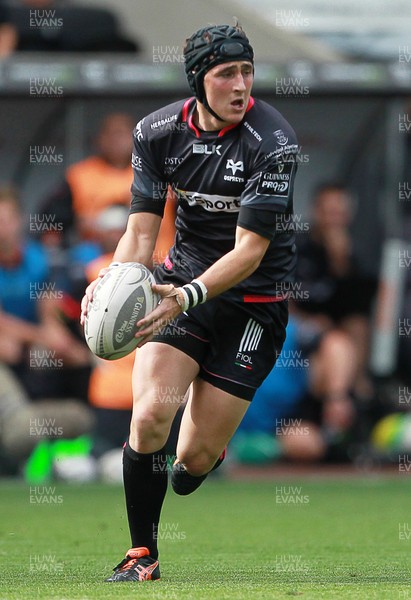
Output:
[122, 441, 168, 560]
[171, 463, 207, 496]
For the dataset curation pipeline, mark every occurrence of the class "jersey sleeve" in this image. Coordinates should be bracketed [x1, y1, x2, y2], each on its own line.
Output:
[237, 206, 282, 241]
[129, 118, 167, 217]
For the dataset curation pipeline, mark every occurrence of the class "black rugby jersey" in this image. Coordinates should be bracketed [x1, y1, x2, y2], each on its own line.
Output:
[130, 96, 298, 300]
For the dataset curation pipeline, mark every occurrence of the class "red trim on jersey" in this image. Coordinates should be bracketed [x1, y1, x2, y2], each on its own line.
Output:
[217, 123, 237, 137]
[188, 114, 201, 138]
[182, 97, 193, 122]
[183, 98, 202, 138]
[184, 96, 255, 138]
[218, 97, 255, 137]
[243, 295, 286, 303]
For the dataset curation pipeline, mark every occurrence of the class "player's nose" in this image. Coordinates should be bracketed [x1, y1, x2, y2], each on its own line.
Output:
[232, 72, 247, 92]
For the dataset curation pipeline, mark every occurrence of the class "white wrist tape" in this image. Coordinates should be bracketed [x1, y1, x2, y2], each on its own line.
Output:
[177, 279, 208, 312]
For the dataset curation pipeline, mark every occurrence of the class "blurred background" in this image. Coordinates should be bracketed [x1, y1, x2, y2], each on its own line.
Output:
[0, 0, 410, 482]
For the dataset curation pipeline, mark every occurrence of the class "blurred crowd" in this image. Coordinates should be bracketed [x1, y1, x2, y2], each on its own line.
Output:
[0, 111, 176, 481]
[0, 0, 409, 488]
[0, 106, 409, 481]
[0, 0, 139, 57]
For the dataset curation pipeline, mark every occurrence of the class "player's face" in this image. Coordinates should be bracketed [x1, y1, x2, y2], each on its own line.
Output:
[202, 61, 253, 128]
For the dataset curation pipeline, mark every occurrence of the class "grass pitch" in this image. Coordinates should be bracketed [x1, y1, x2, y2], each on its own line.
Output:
[1, 476, 411, 599]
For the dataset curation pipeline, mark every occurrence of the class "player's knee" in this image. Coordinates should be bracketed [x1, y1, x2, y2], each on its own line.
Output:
[130, 407, 170, 451]
[179, 449, 216, 476]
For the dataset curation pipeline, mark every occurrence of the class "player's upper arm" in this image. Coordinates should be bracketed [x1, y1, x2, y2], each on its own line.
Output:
[237, 205, 286, 241]
[238, 126, 298, 241]
[129, 118, 167, 217]
[240, 124, 298, 215]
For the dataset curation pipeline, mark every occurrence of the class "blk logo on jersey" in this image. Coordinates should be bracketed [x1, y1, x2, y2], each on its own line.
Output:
[256, 162, 293, 197]
[235, 319, 264, 370]
[192, 143, 222, 156]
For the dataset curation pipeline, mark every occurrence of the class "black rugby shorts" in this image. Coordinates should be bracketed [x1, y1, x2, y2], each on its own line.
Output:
[151, 294, 288, 401]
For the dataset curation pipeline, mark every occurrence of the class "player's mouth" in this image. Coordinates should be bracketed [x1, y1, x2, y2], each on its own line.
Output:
[230, 98, 245, 111]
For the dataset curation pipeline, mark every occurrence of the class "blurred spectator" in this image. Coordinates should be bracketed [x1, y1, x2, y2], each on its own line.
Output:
[0, 185, 94, 475]
[5, 0, 139, 53]
[398, 101, 411, 385]
[85, 211, 134, 460]
[232, 315, 357, 464]
[0, 184, 91, 400]
[0, 2, 17, 57]
[85, 202, 176, 468]
[0, 362, 93, 475]
[41, 112, 136, 244]
[233, 183, 378, 463]
[293, 183, 377, 399]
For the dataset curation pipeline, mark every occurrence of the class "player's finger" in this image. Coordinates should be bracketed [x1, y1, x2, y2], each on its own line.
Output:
[80, 295, 88, 325]
[135, 319, 161, 347]
[136, 332, 154, 348]
[135, 316, 162, 339]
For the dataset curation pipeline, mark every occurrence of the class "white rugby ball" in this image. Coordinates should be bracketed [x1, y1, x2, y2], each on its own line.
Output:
[84, 262, 159, 360]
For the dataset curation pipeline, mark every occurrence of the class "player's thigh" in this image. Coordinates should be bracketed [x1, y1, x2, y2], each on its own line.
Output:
[131, 341, 199, 422]
[177, 378, 250, 461]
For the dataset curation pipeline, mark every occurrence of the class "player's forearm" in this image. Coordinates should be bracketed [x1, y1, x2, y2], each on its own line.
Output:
[140, 235, 267, 335]
[111, 212, 162, 270]
[198, 247, 261, 299]
[112, 229, 155, 269]
[197, 228, 270, 299]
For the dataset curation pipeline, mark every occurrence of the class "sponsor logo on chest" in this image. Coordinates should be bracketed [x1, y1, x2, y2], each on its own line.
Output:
[192, 143, 222, 156]
[224, 159, 245, 182]
[177, 190, 240, 212]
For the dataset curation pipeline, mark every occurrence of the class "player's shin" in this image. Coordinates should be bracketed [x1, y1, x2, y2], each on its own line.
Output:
[122, 441, 168, 559]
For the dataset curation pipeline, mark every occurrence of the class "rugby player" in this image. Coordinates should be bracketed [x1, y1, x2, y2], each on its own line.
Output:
[81, 23, 298, 582]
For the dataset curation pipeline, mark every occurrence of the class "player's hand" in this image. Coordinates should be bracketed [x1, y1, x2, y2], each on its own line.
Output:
[80, 267, 109, 326]
[135, 283, 183, 347]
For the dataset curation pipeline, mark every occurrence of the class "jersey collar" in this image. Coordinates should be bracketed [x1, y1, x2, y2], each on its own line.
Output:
[182, 97, 254, 139]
